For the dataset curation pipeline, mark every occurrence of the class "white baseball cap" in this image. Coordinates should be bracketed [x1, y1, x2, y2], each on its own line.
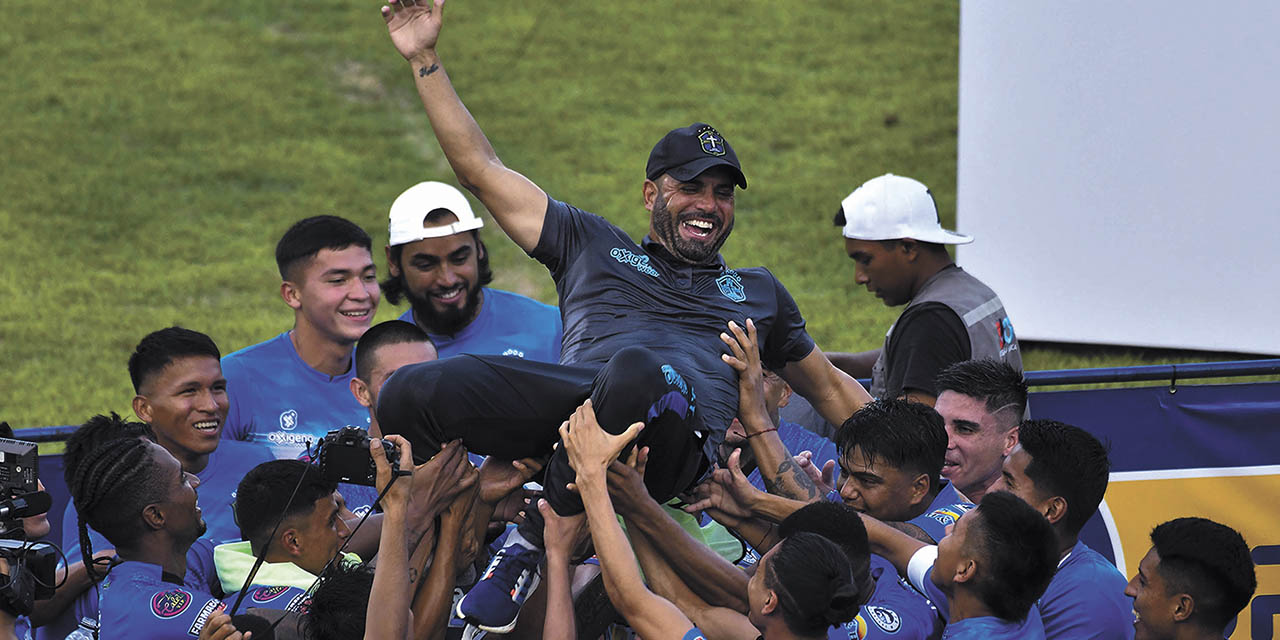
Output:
[837, 173, 972, 245]
[388, 181, 484, 246]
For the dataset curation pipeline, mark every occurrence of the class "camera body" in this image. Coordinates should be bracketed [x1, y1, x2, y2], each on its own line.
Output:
[315, 427, 399, 487]
[0, 438, 38, 497]
[0, 540, 58, 614]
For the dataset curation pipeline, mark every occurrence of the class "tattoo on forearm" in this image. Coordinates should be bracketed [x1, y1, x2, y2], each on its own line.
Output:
[418, 63, 439, 77]
[769, 458, 820, 500]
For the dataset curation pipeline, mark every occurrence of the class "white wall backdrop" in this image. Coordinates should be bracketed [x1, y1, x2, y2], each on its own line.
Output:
[957, 2, 1280, 355]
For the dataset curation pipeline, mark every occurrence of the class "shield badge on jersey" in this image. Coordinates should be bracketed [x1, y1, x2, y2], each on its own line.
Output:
[717, 272, 746, 302]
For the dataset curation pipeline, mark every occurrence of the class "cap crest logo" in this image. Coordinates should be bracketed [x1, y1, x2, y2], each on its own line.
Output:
[698, 128, 726, 156]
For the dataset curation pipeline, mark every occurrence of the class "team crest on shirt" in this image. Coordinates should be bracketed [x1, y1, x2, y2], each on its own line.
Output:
[250, 585, 290, 603]
[279, 409, 299, 431]
[697, 126, 727, 156]
[865, 606, 902, 632]
[150, 588, 193, 618]
[188, 599, 225, 635]
[716, 271, 746, 302]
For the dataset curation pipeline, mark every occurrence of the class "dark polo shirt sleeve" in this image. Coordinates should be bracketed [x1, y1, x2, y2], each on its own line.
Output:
[758, 267, 815, 370]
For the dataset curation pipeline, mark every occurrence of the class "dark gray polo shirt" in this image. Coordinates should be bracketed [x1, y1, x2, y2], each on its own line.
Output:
[531, 198, 816, 461]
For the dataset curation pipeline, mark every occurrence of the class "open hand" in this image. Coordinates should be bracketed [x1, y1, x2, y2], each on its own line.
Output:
[382, 0, 445, 63]
[559, 399, 644, 483]
[721, 319, 770, 429]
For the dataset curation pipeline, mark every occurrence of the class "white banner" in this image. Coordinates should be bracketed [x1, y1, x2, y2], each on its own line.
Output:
[957, 2, 1280, 355]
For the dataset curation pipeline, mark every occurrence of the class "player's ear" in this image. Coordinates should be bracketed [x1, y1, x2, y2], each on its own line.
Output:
[141, 503, 166, 531]
[133, 395, 153, 424]
[281, 280, 303, 311]
[350, 377, 372, 409]
[643, 178, 660, 212]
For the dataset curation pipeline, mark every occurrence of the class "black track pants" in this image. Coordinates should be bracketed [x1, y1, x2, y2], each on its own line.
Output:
[376, 346, 707, 547]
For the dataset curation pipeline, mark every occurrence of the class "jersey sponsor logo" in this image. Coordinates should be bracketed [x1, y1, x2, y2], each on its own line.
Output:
[865, 605, 902, 632]
[279, 409, 299, 431]
[150, 588, 193, 619]
[501, 348, 526, 358]
[609, 247, 659, 277]
[187, 598, 224, 636]
[927, 503, 972, 527]
[716, 271, 746, 302]
[843, 614, 870, 639]
[250, 585, 290, 603]
[661, 364, 690, 396]
[997, 316, 1018, 356]
[697, 126, 727, 156]
[267, 431, 312, 447]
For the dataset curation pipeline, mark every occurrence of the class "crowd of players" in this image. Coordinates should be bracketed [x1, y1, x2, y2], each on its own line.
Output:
[3, 1, 1261, 639]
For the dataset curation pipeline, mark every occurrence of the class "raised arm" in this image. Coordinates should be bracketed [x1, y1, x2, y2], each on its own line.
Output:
[721, 319, 822, 502]
[366, 435, 415, 640]
[560, 401, 695, 640]
[859, 512, 929, 579]
[381, 0, 548, 252]
[607, 450, 749, 611]
[780, 345, 872, 428]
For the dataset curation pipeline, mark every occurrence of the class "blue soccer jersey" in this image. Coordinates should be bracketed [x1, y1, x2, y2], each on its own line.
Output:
[98, 560, 226, 639]
[49, 440, 266, 640]
[906, 481, 972, 544]
[831, 555, 944, 639]
[398, 287, 562, 363]
[1038, 540, 1133, 639]
[906, 547, 1044, 639]
[223, 585, 311, 613]
[221, 332, 370, 460]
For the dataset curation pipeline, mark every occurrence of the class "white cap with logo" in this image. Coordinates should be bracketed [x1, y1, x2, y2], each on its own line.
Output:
[388, 181, 484, 246]
[838, 173, 972, 245]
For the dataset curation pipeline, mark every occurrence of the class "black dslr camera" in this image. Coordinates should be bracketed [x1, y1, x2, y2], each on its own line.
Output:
[0, 426, 57, 615]
[315, 427, 399, 486]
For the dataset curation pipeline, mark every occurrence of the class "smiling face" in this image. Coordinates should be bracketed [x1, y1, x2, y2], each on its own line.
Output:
[845, 238, 915, 306]
[837, 446, 927, 522]
[286, 245, 379, 345]
[150, 442, 206, 542]
[390, 215, 485, 335]
[935, 390, 1018, 501]
[991, 446, 1051, 511]
[646, 166, 737, 264]
[1125, 547, 1181, 640]
[134, 355, 228, 468]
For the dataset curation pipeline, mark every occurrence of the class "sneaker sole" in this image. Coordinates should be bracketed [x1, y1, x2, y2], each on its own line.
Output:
[454, 571, 541, 635]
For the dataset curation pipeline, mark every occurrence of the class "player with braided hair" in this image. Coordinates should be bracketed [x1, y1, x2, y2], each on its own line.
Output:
[64, 413, 244, 639]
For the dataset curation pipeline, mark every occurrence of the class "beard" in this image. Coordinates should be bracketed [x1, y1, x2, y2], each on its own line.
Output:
[651, 195, 734, 264]
[405, 277, 484, 336]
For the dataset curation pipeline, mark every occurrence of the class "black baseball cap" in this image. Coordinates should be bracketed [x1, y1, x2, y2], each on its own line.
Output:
[645, 122, 747, 189]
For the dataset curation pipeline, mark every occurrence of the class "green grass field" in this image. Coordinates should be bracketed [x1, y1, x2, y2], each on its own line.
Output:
[0, 0, 1259, 428]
